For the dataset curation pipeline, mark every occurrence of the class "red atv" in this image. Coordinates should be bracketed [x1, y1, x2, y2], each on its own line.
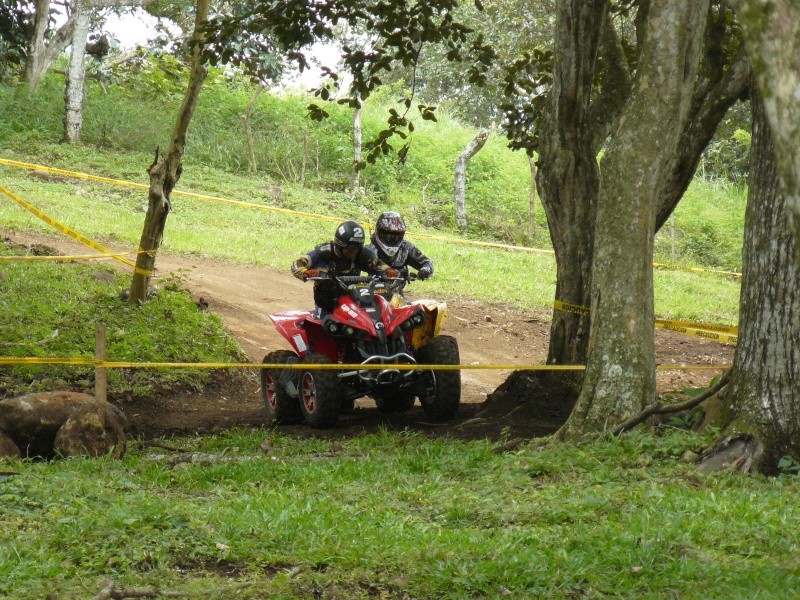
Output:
[261, 273, 460, 429]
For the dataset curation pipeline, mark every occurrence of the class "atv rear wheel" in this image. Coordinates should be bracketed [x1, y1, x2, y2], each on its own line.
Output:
[261, 350, 302, 424]
[375, 392, 416, 413]
[417, 335, 461, 421]
[299, 354, 341, 429]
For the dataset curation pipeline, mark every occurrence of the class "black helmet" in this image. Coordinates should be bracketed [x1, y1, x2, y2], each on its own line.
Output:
[374, 211, 406, 258]
[333, 220, 366, 258]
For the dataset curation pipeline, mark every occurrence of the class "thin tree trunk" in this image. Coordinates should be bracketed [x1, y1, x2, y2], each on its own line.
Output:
[527, 156, 537, 241]
[559, 0, 710, 439]
[63, 3, 91, 143]
[242, 86, 263, 173]
[301, 127, 308, 186]
[129, 0, 209, 303]
[351, 98, 362, 193]
[453, 128, 489, 232]
[708, 85, 800, 472]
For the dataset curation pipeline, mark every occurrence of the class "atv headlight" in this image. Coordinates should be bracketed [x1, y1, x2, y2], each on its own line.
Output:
[323, 317, 341, 334]
[401, 309, 426, 330]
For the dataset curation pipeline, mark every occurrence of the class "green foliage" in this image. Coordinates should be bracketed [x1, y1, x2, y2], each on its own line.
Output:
[700, 100, 752, 184]
[654, 179, 746, 272]
[2, 428, 800, 598]
[0, 1, 32, 82]
[0, 243, 243, 399]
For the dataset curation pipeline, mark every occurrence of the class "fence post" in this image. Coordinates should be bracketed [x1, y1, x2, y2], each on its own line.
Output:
[95, 324, 107, 403]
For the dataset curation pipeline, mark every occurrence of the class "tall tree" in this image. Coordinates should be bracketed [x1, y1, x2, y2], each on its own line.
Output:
[520, 1, 748, 372]
[557, 0, 711, 438]
[129, 0, 208, 302]
[729, 0, 800, 247]
[701, 84, 800, 473]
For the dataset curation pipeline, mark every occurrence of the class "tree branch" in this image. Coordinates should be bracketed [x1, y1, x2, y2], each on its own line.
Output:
[613, 369, 731, 435]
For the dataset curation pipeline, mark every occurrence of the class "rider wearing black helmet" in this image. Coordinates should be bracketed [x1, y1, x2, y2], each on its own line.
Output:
[368, 212, 434, 288]
[292, 220, 397, 315]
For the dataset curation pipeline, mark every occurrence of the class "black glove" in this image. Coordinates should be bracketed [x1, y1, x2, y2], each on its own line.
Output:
[418, 266, 432, 280]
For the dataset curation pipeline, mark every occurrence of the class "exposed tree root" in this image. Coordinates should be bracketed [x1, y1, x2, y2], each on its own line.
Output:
[91, 579, 253, 599]
[697, 433, 766, 474]
[92, 580, 181, 599]
[613, 369, 731, 435]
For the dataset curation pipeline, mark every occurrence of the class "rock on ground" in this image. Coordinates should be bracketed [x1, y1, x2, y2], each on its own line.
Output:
[0, 391, 128, 458]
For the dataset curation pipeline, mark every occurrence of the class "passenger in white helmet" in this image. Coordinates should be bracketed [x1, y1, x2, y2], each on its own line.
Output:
[367, 212, 434, 297]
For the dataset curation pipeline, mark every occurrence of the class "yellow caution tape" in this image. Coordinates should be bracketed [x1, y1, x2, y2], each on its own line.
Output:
[553, 299, 737, 345]
[0, 158, 341, 225]
[553, 299, 590, 317]
[0, 357, 730, 370]
[0, 184, 152, 275]
[655, 322, 738, 345]
[653, 261, 741, 278]
[1, 158, 747, 277]
[656, 319, 737, 336]
[0, 251, 139, 262]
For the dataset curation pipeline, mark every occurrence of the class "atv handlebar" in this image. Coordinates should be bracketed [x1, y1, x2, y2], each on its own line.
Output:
[307, 271, 422, 286]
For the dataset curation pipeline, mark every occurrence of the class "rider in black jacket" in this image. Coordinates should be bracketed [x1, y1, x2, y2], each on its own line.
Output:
[292, 220, 396, 315]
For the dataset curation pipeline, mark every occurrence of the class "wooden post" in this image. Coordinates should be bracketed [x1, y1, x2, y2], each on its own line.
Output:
[95, 324, 107, 403]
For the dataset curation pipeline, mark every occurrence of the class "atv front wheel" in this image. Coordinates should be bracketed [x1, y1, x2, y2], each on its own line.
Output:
[261, 350, 302, 424]
[299, 354, 341, 429]
[417, 335, 461, 421]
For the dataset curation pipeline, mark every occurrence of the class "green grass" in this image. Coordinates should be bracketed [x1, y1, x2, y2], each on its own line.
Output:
[2, 428, 799, 599]
[0, 242, 243, 398]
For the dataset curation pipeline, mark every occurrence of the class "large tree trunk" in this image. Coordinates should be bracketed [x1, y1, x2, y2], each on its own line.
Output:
[729, 0, 800, 248]
[536, 0, 606, 368]
[129, 0, 209, 303]
[703, 85, 800, 473]
[558, 0, 710, 439]
[63, 2, 90, 143]
[453, 128, 489, 232]
[536, 2, 746, 373]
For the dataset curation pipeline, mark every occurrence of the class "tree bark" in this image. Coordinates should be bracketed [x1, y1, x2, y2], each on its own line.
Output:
[63, 2, 90, 143]
[729, 0, 800, 249]
[536, 0, 606, 368]
[558, 0, 710, 439]
[129, 0, 209, 303]
[708, 85, 800, 472]
[453, 128, 489, 232]
[242, 86, 263, 173]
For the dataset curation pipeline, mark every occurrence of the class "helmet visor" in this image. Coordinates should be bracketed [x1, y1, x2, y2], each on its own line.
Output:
[340, 244, 360, 259]
[380, 231, 403, 246]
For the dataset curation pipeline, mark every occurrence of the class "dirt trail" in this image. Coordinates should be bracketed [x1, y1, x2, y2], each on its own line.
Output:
[3, 230, 735, 440]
